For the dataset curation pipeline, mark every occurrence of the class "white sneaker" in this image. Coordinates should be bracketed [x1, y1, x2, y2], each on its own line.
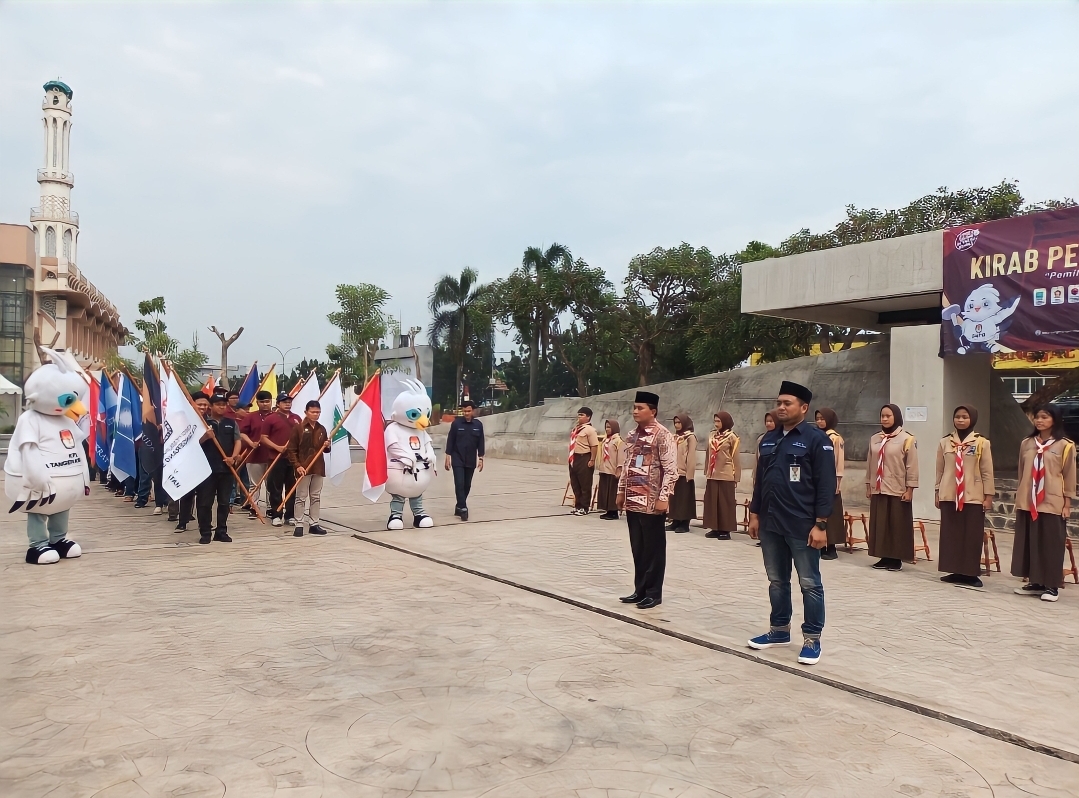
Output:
[272, 517, 283, 527]
[286, 518, 297, 526]
[1041, 588, 1060, 602]
[153, 507, 162, 515]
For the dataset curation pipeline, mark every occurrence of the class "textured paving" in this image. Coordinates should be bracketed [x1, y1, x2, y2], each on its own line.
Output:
[1, 459, 1077, 797]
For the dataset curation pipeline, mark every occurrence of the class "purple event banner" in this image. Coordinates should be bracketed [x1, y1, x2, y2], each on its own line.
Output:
[940, 206, 1079, 357]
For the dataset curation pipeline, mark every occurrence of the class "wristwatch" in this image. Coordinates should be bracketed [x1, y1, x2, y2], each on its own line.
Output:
[814, 520, 828, 530]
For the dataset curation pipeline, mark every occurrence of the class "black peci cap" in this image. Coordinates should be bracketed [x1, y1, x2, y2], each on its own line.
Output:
[635, 391, 660, 407]
[779, 380, 812, 404]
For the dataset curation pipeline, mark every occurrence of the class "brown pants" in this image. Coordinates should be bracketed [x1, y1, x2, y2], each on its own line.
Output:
[569, 453, 594, 511]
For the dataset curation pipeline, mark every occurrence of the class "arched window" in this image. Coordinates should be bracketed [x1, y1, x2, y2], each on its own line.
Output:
[45, 227, 56, 257]
[52, 119, 57, 167]
[63, 229, 72, 260]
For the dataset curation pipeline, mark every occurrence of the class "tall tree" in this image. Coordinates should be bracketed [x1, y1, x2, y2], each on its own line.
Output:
[326, 283, 390, 386]
[131, 296, 207, 385]
[622, 243, 712, 386]
[549, 258, 620, 397]
[428, 267, 492, 408]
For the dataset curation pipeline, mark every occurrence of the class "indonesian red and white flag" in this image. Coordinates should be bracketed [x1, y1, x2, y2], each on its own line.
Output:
[341, 372, 388, 502]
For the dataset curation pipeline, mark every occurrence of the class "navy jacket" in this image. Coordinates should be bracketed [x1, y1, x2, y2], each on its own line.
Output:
[446, 416, 485, 468]
[750, 420, 836, 536]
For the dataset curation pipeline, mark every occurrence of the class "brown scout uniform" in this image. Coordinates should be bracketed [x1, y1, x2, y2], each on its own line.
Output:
[1011, 436, 1076, 589]
[703, 430, 739, 533]
[866, 428, 919, 561]
[935, 432, 994, 577]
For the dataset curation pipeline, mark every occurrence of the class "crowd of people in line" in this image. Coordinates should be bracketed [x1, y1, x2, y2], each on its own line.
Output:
[564, 380, 1075, 665]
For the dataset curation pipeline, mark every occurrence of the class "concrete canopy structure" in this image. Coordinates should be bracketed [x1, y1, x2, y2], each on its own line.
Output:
[741, 231, 1000, 519]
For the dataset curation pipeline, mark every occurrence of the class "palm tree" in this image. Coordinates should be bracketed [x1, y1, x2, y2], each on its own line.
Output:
[520, 243, 571, 406]
[428, 267, 491, 408]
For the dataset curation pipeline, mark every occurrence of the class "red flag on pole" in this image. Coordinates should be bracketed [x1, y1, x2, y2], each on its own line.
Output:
[341, 372, 387, 502]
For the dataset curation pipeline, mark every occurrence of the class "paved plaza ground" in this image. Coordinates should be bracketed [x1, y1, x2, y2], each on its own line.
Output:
[2, 458, 1078, 797]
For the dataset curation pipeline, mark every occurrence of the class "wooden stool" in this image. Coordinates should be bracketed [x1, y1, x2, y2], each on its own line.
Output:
[981, 529, 1001, 575]
[912, 520, 932, 562]
[561, 480, 573, 507]
[590, 483, 599, 511]
[845, 513, 869, 552]
[563, 481, 600, 511]
[736, 499, 752, 532]
[1065, 537, 1079, 585]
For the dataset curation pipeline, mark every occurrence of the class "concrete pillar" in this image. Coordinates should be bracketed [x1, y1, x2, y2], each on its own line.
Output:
[889, 324, 991, 521]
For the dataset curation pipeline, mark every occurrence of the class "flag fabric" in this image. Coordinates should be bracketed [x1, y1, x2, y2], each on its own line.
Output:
[88, 373, 99, 468]
[110, 373, 143, 482]
[201, 373, 216, 395]
[160, 367, 212, 499]
[291, 372, 321, 416]
[96, 372, 117, 471]
[237, 362, 260, 407]
[322, 372, 353, 486]
[341, 372, 387, 502]
[142, 353, 163, 426]
[251, 366, 277, 411]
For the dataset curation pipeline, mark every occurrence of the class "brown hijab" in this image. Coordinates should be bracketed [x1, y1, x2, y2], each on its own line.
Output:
[881, 404, 903, 435]
[714, 411, 734, 433]
[816, 407, 839, 432]
[764, 411, 777, 429]
[673, 413, 694, 434]
[952, 405, 977, 441]
[604, 418, 621, 437]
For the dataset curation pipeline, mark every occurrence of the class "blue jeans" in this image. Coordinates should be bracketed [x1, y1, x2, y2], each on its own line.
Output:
[759, 524, 825, 639]
[136, 446, 166, 507]
[27, 510, 69, 548]
[389, 493, 425, 517]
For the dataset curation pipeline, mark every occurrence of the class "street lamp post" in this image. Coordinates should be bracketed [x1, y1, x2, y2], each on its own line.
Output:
[267, 345, 299, 383]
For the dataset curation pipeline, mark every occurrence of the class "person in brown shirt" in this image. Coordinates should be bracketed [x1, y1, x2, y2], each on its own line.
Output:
[865, 404, 918, 571]
[597, 419, 626, 520]
[815, 408, 845, 559]
[935, 406, 994, 587]
[703, 411, 740, 540]
[261, 393, 302, 526]
[667, 413, 697, 533]
[286, 400, 331, 537]
[1011, 405, 1076, 601]
[568, 407, 600, 515]
[616, 391, 678, 610]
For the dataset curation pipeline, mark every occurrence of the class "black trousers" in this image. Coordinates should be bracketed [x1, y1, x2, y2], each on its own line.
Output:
[627, 511, 666, 601]
[267, 457, 296, 520]
[569, 453, 594, 511]
[197, 471, 234, 535]
[452, 465, 475, 510]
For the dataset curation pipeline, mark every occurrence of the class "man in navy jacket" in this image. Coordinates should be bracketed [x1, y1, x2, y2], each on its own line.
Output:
[444, 401, 485, 521]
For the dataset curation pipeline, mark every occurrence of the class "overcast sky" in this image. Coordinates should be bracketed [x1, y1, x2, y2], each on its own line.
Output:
[1, 2, 1076, 373]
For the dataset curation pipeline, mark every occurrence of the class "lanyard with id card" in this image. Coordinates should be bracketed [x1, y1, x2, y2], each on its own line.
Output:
[789, 464, 801, 482]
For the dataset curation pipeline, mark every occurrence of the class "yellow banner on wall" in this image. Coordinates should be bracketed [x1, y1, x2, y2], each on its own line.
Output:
[992, 350, 1079, 370]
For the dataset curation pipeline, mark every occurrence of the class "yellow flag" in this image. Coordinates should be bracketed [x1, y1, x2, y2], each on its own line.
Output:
[250, 365, 277, 411]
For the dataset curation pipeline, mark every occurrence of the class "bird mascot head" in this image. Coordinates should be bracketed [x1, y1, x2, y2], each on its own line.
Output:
[24, 348, 89, 421]
[390, 379, 432, 430]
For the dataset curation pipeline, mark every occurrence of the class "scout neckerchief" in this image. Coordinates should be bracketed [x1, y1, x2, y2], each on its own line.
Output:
[874, 428, 902, 493]
[708, 429, 731, 476]
[954, 433, 966, 511]
[602, 434, 620, 466]
[568, 423, 583, 464]
[1030, 436, 1056, 520]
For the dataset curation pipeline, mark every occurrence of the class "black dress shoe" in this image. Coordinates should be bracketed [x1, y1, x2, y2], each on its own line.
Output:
[309, 525, 327, 535]
[453, 508, 462, 517]
[705, 530, 721, 538]
[635, 597, 661, 609]
[619, 593, 641, 604]
[820, 545, 838, 560]
[460, 508, 468, 522]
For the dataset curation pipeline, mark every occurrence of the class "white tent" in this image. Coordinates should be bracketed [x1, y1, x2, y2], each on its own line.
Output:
[0, 374, 22, 395]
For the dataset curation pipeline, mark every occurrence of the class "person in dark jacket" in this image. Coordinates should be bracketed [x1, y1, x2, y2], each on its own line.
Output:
[444, 400, 485, 521]
[196, 393, 241, 544]
[747, 380, 836, 666]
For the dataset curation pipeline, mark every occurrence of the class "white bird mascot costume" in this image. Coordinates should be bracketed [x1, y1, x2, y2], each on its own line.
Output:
[384, 378, 437, 530]
[4, 348, 90, 564]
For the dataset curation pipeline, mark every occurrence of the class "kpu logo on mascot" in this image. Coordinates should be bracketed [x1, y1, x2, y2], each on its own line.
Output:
[383, 378, 438, 530]
[942, 283, 1020, 354]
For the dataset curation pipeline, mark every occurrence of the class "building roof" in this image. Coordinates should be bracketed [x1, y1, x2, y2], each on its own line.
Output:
[43, 80, 73, 99]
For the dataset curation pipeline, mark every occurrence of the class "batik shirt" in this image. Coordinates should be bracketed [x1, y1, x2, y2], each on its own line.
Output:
[617, 420, 678, 515]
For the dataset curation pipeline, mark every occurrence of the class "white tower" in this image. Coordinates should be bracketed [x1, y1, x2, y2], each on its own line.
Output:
[32, 80, 78, 267]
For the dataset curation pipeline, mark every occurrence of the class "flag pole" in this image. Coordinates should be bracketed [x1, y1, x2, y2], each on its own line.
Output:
[164, 361, 267, 526]
[246, 368, 319, 500]
[276, 369, 375, 513]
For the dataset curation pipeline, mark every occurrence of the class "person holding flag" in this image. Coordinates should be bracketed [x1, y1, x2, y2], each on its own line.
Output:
[239, 390, 274, 519]
[286, 400, 331, 536]
[195, 393, 241, 544]
[261, 392, 301, 526]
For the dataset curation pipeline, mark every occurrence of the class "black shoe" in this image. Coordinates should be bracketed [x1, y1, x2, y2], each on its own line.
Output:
[619, 593, 641, 604]
[309, 525, 327, 535]
[168, 515, 178, 522]
[453, 507, 462, 517]
[717, 531, 731, 540]
[635, 597, 661, 609]
[871, 559, 888, 569]
[293, 527, 303, 537]
[199, 535, 211, 545]
[413, 515, 432, 528]
[600, 511, 618, 520]
[885, 559, 902, 571]
[665, 521, 679, 531]
[25, 545, 58, 564]
[213, 531, 233, 543]
[821, 545, 838, 560]
[940, 573, 963, 583]
[460, 508, 468, 521]
[967, 576, 983, 588]
[175, 524, 187, 533]
[133, 503, 147, 509]
[705, 530, 721, 538]
[673, 522, 690, 533]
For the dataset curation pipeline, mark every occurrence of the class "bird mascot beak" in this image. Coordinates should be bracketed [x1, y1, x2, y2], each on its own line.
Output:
[64, 399, 89, 421]
[415, 414, 430, 430]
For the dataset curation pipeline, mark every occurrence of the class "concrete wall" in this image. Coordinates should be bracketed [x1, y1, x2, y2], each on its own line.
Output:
[482, 342, 890, 461]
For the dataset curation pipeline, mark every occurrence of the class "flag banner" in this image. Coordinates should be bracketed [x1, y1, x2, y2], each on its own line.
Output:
[160, 368, 211, 499]
[110, 373, 142, 482]
[88, 372, 100, 469]
[291, 372, 321, 416]
[322, 372, 353, 486]
[96, 372, 117, 471]
[941, 206, 1079, 356]
[251, 366, 277, 411]
[341, 372, 387, 502]
[202, 373, 216, 395]
[142, 353, 163, 426]
[237, 362, 260, 407]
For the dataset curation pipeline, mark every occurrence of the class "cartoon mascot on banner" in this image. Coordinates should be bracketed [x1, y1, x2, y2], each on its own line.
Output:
[384, 378, 437, 530]
[942, 283, 1020, 354]
[5, 349, 90, 564]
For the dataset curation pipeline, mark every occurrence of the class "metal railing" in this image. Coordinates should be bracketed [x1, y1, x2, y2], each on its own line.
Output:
[30, 207, 79, 226]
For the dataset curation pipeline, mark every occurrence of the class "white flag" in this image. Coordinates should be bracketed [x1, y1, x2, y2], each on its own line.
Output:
[322, 372, 353, 486]
[291, 372, 321, 418]
[159, 369, 211, 500]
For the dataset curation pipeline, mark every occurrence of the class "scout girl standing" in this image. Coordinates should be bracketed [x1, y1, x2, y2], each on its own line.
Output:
[935, 406, 994, 587]
[703, 411, 740, 540]
[668, 414, 698, 533]
[815, 408, 845, 559]
[1011, 405, 1075, 602]
[597, 419, 626, 520]
[866, 404, 918, 571]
